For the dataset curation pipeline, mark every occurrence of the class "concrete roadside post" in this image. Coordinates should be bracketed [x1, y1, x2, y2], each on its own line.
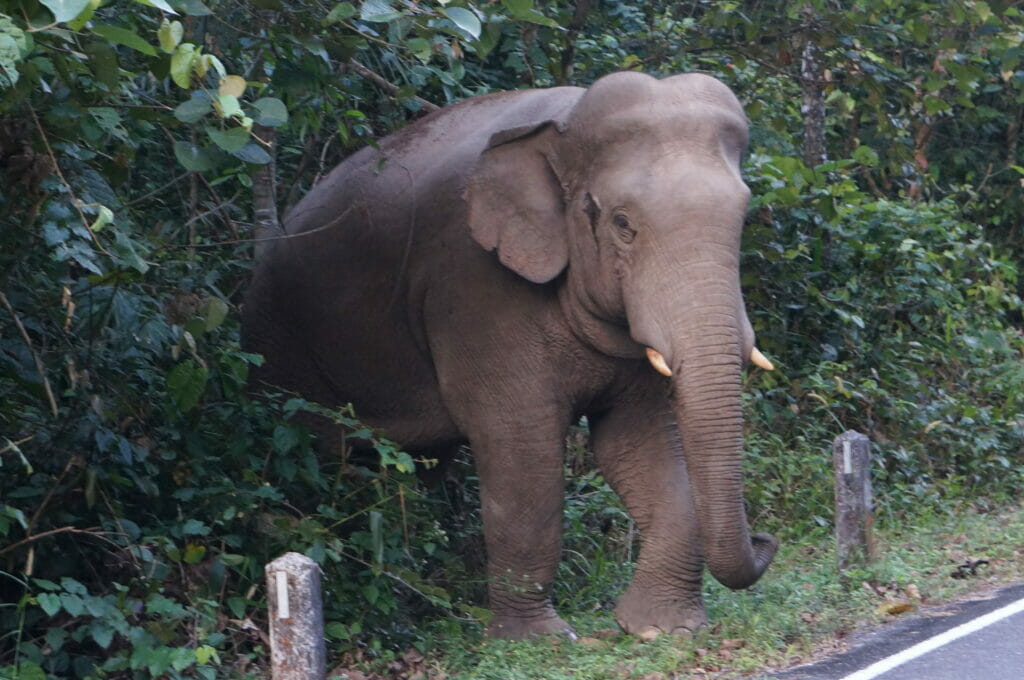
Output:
[266, 552, 326, 680]
[833, 430, 876, 573]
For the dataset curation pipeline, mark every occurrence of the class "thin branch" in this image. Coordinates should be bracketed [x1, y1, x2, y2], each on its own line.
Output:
[0, 435, 33, 456]
[347, 59, 440, 112]
[157, 205, 354, 250]
[0, 526, 104, 557]
[0, 291, 58, 418]
[122, 172, 192, 208]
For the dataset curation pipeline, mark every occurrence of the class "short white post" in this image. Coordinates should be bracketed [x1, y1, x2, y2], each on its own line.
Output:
[266, 552, 325, 680]
[833, 430, 876, 573]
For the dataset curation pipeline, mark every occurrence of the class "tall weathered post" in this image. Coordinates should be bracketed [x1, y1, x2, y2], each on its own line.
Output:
[266, 552, 325, 680]
[832, 430, 875, 572]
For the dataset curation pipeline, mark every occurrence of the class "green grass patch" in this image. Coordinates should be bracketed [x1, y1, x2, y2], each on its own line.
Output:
[422, 502, 1024, 679]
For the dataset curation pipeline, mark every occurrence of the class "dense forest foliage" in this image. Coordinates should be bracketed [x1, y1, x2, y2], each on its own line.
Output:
[1, 1, 1022, 677]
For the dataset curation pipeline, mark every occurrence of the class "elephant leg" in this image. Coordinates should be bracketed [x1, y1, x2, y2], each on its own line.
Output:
[590, 377, 706, 636]
[467, 414, 574, 639]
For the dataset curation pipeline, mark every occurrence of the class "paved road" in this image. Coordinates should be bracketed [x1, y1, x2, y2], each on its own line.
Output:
[763, 583, 1024, 680]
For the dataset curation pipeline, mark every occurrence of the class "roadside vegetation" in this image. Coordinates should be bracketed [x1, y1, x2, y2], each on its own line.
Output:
[1, 1, 1022, 678]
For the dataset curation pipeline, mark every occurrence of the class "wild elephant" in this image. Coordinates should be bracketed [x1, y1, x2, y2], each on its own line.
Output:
[242, 71, 777, 639]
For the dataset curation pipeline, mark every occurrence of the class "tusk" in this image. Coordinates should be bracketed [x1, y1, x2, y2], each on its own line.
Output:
[751, 347, 774, 371]
[645, 348, 672, 377]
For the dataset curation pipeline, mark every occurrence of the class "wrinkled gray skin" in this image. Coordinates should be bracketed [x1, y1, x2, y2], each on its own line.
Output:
[243, 71, 778, 640]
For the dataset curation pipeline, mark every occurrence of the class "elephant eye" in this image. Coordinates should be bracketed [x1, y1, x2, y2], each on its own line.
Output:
[612, 213, 636, 243]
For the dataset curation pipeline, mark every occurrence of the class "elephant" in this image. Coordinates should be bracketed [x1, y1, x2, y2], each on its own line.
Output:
[242, 70, 778, 640]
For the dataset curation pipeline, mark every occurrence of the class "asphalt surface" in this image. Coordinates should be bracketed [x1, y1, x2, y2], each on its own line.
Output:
[762, 583, 1024, 680]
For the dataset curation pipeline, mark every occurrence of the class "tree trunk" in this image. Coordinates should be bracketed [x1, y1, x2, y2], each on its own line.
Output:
[252, 123, 281, 259]
[800, 15, 826, 168]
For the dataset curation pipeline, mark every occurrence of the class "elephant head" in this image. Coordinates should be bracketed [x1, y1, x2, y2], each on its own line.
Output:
[465, 71, 777, 590]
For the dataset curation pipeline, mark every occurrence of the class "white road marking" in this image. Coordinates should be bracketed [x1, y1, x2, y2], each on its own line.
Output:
[839, 595, 1024, 680]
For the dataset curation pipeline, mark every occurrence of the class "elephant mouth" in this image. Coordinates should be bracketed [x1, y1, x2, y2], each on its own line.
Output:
[644, 346, 775, 376]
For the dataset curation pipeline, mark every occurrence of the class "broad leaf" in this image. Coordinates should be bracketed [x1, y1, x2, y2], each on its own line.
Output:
[173, 140, 218, 171]
[170, 0, 213, 15]
[443, 7, 481, 39]
[166, 359, 208, 411]
[214, 93, 243, 118]
[134, 0, 178, 13]
[233, 142, 271, 164]
[39, 0, 90, 23]
[37, 592, 62, 616]
[174, 95, 211, 123]
[207, 126, 249, 153]
[91, 24, 157, 56]
[88, 205, 113, 232]
[326, 2, 356, 22]
[201, 297, 228, 331]
[170, 42, 198, 88]
[360, 0, 401, 22]
[158, 19, 184, 53]
[252, 97, 288, 127]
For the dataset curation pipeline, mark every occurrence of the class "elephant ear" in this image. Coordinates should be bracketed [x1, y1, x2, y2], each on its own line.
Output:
[465, 122, 568, 284]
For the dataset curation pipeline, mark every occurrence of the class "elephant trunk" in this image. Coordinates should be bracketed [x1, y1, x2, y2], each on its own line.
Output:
[629, 269, 777, 590]
[671, 339, 777, 589]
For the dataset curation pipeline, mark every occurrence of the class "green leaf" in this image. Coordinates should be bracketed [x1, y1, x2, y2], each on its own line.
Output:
[40, 0, 90, 23]
[89, 205, 114, 232]
[201, 297, 228, 331]
[404, 37, 432, 62]
[252, 97, 288, 127]
[360, 0, 400, 22]
[197, 53, 225, 78]
[60, 593, 85, 616]
[68, 0, 101, 29]
[37, 592, 62, 616]
[195, 645, 219, 665]
[174, 95, 211, 123]
[272, 425, 299, 453]
[233, 142, 271, 164]
[158, 19, 184, 53]
[173, 141, 218, 171]
[170, 42, 198, 88]
[326, 2, 356, 22]
[166, 359, 208, 411]
[90, 621, 114, 649]
[112, 230, 150, 273]
[325, 621, 349, 639]
[91, 24, 158, 56]
[442, 7, 481, 39]
[0, 35, 21, 88]
[501, 0, 533, 13]
[183, 543, 206, 563]
[84, 40, 119, 89]
[369, 510, 383, 565]
[852, 145, 879, 167]
[135, 0, 178, 13]
[207, 126, 249, 153]
[170, 0, 213, 15]
[7, 662, 45, 680]
[214, 93, 243, 118]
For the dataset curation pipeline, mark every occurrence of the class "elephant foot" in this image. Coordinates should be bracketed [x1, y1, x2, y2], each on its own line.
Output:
[486, 610, 578, 640]
[614, 583, 707, 638]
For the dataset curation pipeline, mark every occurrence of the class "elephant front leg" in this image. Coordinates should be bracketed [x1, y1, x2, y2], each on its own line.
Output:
[470, 423, 575, 640]
[590, 379, 707, 637]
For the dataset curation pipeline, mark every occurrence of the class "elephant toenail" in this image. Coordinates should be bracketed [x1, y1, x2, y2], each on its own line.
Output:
[637, 626, 661, 642]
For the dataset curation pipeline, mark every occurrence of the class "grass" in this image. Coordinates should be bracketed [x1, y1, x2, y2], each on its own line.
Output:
[420, 501, 1024, 680]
